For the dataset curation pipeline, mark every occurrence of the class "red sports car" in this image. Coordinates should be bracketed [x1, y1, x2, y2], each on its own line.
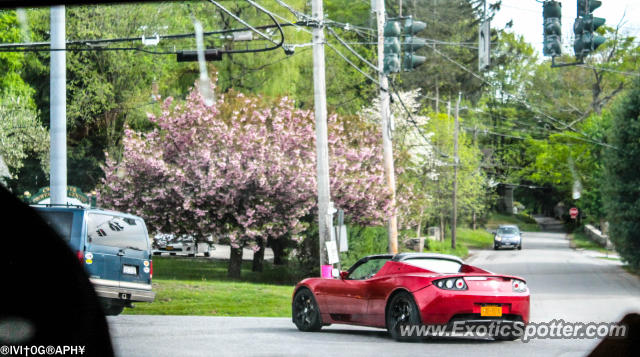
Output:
[292, 253, 529, 340]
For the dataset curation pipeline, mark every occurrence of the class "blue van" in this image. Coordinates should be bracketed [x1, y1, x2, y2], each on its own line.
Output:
[33, 205, 155, 315]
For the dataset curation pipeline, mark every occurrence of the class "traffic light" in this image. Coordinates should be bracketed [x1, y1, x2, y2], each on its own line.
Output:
[383, 20, 402, 74]
[402, 17, 427, 71]
[573, 0, 606, 59]
[542, 1, 562, 57]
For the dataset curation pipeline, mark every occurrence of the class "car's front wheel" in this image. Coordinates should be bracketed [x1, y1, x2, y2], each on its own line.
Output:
[292, 288, 322, 332]
[386, 291, 422, 341]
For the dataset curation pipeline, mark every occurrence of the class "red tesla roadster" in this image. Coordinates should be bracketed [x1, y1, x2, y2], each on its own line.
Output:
[292, 253, 529, 340]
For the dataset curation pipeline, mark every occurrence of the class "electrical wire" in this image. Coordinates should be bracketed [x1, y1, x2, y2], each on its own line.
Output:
[388, 79, 451, 159]
[578, 64, 640, 77]
[325, 42, 380, 86]
[209, 0, 285, 54]
[426, 45, 617, 149]
[326, 26, 379, 73]
[0, 23, 297, 50]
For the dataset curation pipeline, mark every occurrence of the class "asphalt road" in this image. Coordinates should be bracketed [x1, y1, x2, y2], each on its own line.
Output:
[108, 222, 640, 356]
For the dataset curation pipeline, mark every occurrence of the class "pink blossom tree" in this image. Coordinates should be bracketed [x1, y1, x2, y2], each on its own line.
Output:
[99, 84, 391, 278]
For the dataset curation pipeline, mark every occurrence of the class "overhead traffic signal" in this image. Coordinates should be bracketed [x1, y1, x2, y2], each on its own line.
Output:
[542, 1, 562, 57]
[402, 17, 427, 71]
[573, 0, 606, 59]
[383, 20, 402, 74]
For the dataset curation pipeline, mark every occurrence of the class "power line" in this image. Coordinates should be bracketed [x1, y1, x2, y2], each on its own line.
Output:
[326, 26, 379, 72]
[209, 0, 285, 54]
[426, 45, 617, 149]
[578, 64, 640, 77]
[388, 79, 451, 159]
[325, 42, 380, 86]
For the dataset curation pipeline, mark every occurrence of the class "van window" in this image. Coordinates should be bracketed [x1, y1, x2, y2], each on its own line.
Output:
[37, 211, 73, 241]
[87, 213, 148, 250]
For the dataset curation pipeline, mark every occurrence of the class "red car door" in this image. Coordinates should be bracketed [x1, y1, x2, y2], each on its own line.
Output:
[316, 257, 390, 324]
[318, 279, 369, 320]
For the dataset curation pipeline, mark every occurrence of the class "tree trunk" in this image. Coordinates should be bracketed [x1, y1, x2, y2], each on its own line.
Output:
[271, 237, 287, 265]
[252, 238, 265, 272]
[228, 246, 243, 279]
[472, 211, 477, 230]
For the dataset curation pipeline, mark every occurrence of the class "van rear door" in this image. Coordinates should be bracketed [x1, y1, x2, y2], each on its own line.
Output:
[85, 213, 151, 291]
[85, 213, 124, 284]
[117, 217, 152, 288]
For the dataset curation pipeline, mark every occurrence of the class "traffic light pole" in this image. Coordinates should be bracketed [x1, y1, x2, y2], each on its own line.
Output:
[311, 0, 332, 273]
[376, 0, 399, 255]
[50, 6, 67, 205]
[550, 56, 584, 68]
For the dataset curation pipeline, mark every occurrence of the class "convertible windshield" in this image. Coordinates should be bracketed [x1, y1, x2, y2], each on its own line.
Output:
[403, 258, 462, 274]
[498, 227, 519, 235]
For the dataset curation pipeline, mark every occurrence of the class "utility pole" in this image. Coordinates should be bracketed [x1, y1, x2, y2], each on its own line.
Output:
[452, 93, 461, 249]
[311, 0, 332, 273]
[50, 6, 66, 205]
[399, 0, 402, 17]
[376, 0, 399, 254]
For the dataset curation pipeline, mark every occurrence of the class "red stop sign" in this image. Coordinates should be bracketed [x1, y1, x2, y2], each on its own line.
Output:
[570, 207, 579, 219]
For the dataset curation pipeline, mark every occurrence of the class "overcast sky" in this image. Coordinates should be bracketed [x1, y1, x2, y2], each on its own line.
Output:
[492, 0, 640, 56]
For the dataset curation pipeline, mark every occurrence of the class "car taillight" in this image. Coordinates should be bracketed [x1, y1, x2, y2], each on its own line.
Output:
[512, 279, 527, 292]
[150, 260, 153, 279]
[434, 277, 467, 290]
[76, 250, 84, 263]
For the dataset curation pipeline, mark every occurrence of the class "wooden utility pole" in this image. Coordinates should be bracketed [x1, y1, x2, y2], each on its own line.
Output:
[452, 93, 461, 249]
[311, 0, 332, 273]
[376, 0, 399, 254]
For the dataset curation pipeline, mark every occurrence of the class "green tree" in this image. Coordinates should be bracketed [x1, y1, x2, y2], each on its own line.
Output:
[0, 11, 48, 186]
[602, 77, 640, 269]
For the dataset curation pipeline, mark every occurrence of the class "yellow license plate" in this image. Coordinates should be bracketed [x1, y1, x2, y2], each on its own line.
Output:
[481, 305, 502, 317]
[166, 246, 173, 250]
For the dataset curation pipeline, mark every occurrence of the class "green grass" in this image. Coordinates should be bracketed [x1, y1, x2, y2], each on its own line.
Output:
[123, 257, 298, 316]
[487, 213, 541, 232]
[456, 228, 494, 249]
[125, 279, 293, 316]
[423, 239, 469, 257]
[569, 231, 610, 254]
[421, 228, 494, 258]
[597, 256, 621, 261]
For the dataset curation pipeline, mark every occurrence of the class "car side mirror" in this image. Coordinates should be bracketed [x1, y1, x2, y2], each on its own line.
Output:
[339, 271, 349, 280]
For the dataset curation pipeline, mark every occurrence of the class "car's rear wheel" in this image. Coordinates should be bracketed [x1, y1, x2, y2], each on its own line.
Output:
[517, 244, 522, 250]
[100, 299, 125, 316]
[386, 291, 421, 341]
[292, 288, 322, 332]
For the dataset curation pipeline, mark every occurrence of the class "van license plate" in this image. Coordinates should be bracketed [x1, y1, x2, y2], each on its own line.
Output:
[119, 293, 131, 300]
[122, 265, 137, 275]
